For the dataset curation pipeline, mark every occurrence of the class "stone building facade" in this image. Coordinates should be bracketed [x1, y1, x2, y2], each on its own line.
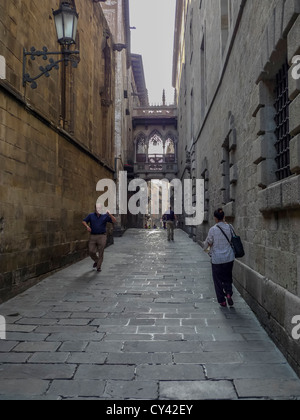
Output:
[0, 0, 118, 302]
[100, 0, 135, 234]
[173, 0, 300, 375]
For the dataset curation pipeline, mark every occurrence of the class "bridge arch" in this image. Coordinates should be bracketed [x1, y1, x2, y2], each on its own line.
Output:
[132, 105, 178, 180]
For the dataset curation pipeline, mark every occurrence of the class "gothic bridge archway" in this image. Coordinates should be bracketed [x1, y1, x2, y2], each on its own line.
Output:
[132, 105, 178, 181]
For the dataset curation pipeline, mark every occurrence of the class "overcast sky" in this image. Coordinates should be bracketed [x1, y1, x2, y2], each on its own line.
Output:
[129, 0, 176, 105]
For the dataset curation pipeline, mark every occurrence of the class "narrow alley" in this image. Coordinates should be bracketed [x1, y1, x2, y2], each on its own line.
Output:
[0, 229, 299, 400]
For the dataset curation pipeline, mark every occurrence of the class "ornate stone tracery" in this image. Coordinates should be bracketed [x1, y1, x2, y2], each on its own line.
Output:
[134, 130, 177, 165]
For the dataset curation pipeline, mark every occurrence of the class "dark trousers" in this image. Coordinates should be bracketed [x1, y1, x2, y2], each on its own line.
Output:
[212, 261, 234, 304]
[166, 221, 174, 240]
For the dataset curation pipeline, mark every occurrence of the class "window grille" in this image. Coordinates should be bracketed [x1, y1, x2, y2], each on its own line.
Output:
[221, 138, 230, 205]
[274, 61, 292, 181]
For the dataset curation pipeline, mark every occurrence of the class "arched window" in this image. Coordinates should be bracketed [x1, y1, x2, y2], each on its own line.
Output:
[136, 133, 147, 162]
[165, 137, 176, 163]
[148, 132, 164, 163]
[165, 138, 175, 154]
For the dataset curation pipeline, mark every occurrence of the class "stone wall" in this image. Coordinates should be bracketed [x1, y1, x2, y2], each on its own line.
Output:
[101, 0, 134, 234]
[174, 0, 300, 376]
[0, 0, 115, 302]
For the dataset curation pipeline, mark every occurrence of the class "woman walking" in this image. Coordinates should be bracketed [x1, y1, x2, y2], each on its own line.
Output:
[202, 208, 235, 307]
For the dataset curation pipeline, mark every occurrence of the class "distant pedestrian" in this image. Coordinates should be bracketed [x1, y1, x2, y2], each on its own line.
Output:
[201, 208, 235, 307]
[162, 214, 167, 230]
[164, 207, 176, 241]
[82, 205, 116, 272]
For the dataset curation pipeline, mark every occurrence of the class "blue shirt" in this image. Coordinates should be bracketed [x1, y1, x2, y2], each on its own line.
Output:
[83, 213, 112, 235]
[164, 210, 175, 221]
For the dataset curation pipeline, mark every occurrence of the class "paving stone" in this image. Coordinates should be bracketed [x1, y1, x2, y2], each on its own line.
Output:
[0, 379, 50, 397]
[0, 341, 20, 352]
[85, 341, 124, 353]
[202, 340, 277, 353]
[174, 352, 243, 364]
[75, 365, 135, 380]
[98, 326, 138, 334]
[28, 352, 70, 364]
[234, 379, 300, 399]
[6, 324, 37, 333]
[103, 333, 153, 341]
[35, 325, 97, 334]
[0, 353, 32, 363]
[57, 319, 91, 326]
[16, 318, 59, 326]
[238, 351, 290, 364]
[58, 341, 89, 352]
[5, 332, 49, 342]
[136, 364, 206, 380]
[91, 318, 130, 326]
[13, 342, 61, 353]
[206, 363, 298, 380]
[45, 332, 105, 342]
[0, 229, 299, 400]
[0, 364, 76, 380]
[48, 380, 106, 398]
[160, 381, 237, 400]
[105, 380, 159, 399]
[123, 340, 202, 353]
[106, 352, 172, 365]
[66, 352, 107, 364]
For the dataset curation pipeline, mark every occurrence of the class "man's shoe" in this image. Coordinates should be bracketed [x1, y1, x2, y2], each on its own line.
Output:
[220, 302, 227, 308]
[93, 262, 97, 268]
[226, 294, 234, 307]
[97, 268, 102, 272]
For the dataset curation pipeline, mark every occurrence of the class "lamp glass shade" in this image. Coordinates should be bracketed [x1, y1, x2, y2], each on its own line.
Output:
[63, 13, 75, 40]
[53, 2, 78, 45]
[72, 16, 78, 43]
[54, 13, 64, 41]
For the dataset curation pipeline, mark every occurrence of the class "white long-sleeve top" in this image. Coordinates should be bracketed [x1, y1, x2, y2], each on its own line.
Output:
[203, 222, 235, 265]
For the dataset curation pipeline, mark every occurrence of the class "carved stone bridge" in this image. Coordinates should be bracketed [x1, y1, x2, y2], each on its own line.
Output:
[132, 105, 178, 181]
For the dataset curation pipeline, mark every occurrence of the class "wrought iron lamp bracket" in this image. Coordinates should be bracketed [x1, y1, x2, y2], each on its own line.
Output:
[23, 46, 80, 89]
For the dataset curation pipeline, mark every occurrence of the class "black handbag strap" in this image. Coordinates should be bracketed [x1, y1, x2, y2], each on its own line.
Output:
[216, 225, 232, 244]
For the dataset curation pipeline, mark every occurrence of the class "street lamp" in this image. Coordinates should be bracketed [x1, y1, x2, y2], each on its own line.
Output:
[53, 1, 79, 46]
[23, 1, 80, 89]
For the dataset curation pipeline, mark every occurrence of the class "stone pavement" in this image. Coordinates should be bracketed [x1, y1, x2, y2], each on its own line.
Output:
[0, 229, 300, 400]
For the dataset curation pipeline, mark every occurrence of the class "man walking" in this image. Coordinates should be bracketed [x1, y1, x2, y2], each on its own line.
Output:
[164, 207, 176, 241]
[82, 204, 116, 272]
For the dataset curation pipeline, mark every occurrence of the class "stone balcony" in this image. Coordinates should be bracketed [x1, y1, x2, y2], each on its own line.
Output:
[134, 154, 178, 180]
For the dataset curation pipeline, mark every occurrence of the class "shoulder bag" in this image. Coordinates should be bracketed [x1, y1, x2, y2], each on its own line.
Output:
[217, 225, 245, 259]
